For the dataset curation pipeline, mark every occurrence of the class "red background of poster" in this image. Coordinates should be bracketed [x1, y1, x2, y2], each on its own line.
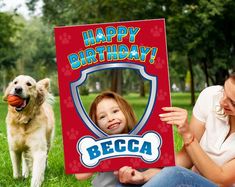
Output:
[54, 19, 175, 174]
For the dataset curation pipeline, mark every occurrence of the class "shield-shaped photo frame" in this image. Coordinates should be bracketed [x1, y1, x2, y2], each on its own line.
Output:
[70, 63, 157, 138]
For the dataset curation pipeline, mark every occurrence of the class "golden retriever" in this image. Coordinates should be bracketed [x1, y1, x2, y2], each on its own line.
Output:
[3, 75, 55, 187]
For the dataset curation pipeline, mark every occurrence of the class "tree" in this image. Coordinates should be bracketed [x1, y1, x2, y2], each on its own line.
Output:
[27, 0, 168, 25]
[110, 69, 123, 95]
[27, 0, 235, 102]
[167, 2, 202, 105]
[27, 0, 168, 95]
[194, 0, 235, 85]
[0, 12, 22, 91]
[167, 0, 235, 104]
[14, 17, 56, 80]
[0, 13, 19, 66]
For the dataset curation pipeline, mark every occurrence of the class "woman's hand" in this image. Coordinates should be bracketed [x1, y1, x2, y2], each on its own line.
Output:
[114, 166, 145, 184]
[75, 172, 93, 180]
[159, 107, 192, 140]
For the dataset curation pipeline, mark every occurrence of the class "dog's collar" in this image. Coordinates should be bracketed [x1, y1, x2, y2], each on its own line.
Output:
[27, 118, 32, 124]
[22, 118, 32, 125]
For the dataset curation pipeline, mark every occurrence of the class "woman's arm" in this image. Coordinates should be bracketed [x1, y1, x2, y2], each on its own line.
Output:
[160, 107, 235, 186]
[75, 173, 93, 180]
[176, 114, 206, 168]
[186, 138, 235, 186]
[185, 116, 235, 186]
[160, 107, 205, 168]
[115, 107, 202, 185]
[114, 167, 161, 184]
[176, 147, 193, 168]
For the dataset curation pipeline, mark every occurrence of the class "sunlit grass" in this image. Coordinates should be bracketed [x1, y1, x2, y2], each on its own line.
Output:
[0, 92, 195, 186]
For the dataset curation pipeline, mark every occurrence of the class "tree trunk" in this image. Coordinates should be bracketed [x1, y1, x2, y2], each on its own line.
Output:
[139, 74, 145, 97]
[202, 59, 209, 87]
[2, 68, 6, 92]
[188, 55, 195, 106]
[17, 59, 25, 74]
[215, 68, 229, 85]
[111, 69, 123, 95]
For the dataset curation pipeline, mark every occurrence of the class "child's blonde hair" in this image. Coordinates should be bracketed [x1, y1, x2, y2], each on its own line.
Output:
[89, 91, 137, 132]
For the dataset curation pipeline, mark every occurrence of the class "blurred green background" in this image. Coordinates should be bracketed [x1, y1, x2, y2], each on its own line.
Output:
[0, 93, 194, 186]
[0, 0, 234, 102]
[0, 0, 234, 186]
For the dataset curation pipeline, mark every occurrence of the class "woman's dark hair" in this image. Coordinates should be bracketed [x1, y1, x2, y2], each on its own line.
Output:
[225, 71, 235, 85]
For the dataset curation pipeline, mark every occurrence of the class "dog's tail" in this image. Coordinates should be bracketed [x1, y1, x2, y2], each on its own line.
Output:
[46, 92, 55, 105]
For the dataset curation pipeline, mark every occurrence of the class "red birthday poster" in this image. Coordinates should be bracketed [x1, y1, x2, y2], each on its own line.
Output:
[54, 19, 175, 174]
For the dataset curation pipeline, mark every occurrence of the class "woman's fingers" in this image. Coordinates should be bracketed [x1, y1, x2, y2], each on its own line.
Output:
[162, 107, 185, 112]
[164, 119, 186, 126]
[161, 113, 186, 118]
[160, 107, 187, 118]
[160, 107, 190, 136]
[160, 107, 186, 115]
[161, 117, 184, 123]
[159, 107, 188, 127]
[159, 112, 187, 123]
[116, 166, 134, 183]
[75, 172, 93, 180]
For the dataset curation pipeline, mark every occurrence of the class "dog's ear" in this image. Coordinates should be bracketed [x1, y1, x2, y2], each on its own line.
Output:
[36, 78, 50, 106]
[37, 78, 50, 91]
[2, 82, 13, 102]
[36, 86, 45, 106]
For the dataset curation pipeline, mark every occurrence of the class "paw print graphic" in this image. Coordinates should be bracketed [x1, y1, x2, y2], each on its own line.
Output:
[69, 160, 82, 171]
[96, 33, 104, 39]
[67, 128, 79, 140]
[150, 26, 163, 38]
[157, 122, 170, 133]
[61, 64, 72, 76]
[155, 57, 165, 69]
[100, 160, 111, 170]
[59, 32, 72, 45]
[160, 153, 173, 165]
[157, 89, 167, 101]
[130, 158, 141, 168]
[63, 96, 73, 108]
[120, 34, 129, 43]
[130, 50, 138, 56]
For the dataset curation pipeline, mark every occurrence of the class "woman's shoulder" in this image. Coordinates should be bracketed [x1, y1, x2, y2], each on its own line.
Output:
[199, 85, 223, 97]
[193, 85, 223, 122]
[196, 85, 223, 105]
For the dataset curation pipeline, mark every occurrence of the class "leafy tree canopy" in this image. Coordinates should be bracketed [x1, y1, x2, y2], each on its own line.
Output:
[0, 12, 22, 67]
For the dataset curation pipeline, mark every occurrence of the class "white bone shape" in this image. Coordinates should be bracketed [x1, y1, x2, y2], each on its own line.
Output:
[77, 132, 162, 167]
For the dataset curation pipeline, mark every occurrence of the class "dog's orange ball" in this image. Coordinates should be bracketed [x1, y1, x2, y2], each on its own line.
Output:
[7, 95, 24, 107]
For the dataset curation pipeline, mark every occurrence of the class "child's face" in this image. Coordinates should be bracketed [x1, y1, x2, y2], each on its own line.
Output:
[96, 98, 128, 135]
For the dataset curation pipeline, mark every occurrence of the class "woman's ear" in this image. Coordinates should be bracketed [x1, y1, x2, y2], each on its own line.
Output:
[2, 82, 13, 102]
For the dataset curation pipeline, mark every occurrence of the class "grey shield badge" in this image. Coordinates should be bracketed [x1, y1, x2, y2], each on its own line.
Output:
[70, 63, 158, 138]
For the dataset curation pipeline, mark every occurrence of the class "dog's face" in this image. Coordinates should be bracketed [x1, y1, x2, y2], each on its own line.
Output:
[3, 75, 48, 112]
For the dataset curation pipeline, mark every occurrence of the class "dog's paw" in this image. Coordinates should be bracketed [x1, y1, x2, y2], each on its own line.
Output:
[22, 165, 29, 179]
[13, 173, 21, 179]
[22, 171, 29, 179]
[30, 179, 44, 187]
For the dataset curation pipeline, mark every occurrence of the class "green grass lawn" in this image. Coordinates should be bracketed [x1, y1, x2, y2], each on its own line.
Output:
[0, 92, 195, 186]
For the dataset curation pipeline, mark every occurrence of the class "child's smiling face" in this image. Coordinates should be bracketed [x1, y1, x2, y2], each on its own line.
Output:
[96, 98, 128, 135]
